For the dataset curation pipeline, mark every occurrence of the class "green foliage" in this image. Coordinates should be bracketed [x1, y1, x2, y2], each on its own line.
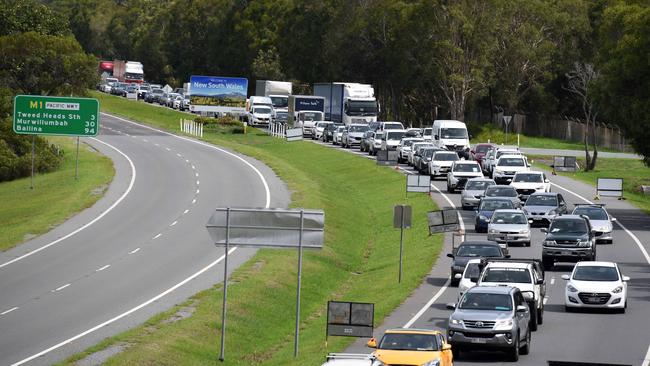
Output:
[0, 0, 70, 36]
[252, 46, 285, 80]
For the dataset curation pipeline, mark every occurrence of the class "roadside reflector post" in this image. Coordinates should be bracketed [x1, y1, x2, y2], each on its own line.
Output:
[75, 136, 80, 180]
[393, 205, 412, 283]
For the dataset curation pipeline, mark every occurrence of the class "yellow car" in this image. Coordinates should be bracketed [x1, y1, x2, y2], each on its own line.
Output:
[367, 328, 453, 366]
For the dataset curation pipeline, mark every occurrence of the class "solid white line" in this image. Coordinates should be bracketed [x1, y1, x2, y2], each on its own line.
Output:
[183, 209, 189, 214]
[176, 153, 182, 157]
[170, 221, 177, 226]
[142, 139, 148, 143]
[10, 247, 238, 366]
[102, 113, 271, 208]
[153, 233, 162, 239]
[196, 180, 200, 185]
[0, 138, 137, 269]
[642, 344, 650, 366]
[403, 278, 451, 328]
[165, 147, 171, 151]
[550, 278, 555, 285]
[1, 307, 19, 315]
[543, 297, 548, 305]
[96, 265, 110, 272]
[154, 143, 159, 146]
[192, 199, 196, 204]
[53, 284, 71, 292]
[195, 172, 199, 177]
[196, 189, 200, 194]
[129, 248, 140, 254]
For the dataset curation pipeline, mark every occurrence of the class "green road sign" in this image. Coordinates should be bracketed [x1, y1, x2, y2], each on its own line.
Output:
[13, 95, 100, 136]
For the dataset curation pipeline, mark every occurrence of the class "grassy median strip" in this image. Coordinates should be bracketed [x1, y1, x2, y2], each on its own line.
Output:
[531, 155, 650, 214]
[0, 136, 114, 251]
[57, 93, 442, 365]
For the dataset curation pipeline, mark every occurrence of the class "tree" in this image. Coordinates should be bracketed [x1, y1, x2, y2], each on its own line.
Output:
[0, 0, 69, 36]
[252, 47, 285, 80]
[564, 62, 599, 171]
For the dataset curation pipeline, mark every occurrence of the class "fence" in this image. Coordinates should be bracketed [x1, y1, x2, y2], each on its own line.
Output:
[180, 118, 203, 138]
[268, 122, 287, 138]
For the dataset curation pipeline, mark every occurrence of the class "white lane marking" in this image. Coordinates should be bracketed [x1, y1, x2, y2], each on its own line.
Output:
[186, 159, 190, 163]
[176, 153, 182, 157]
[1, 307, 19, 315]
[154, 143, 159, 146]
[11, 247, 238, 366]
[550, 278, 555, 285]
[543, 297, 549, 305]
[52, 283, 71, 292]
[0, 138, 137, 269]
[129, 248, 140, 254]
[404, 278, 451, 328]
[183, 209, 189, 215]
[153, 233, 162, 239]
[96, 265, 111, 272]
[165, 147, 171, 151]
[196, 189, 200, 194]
[642, 344, 650, 366]
[195, 172, 199, 177]
[142, 139, 148, 143]
[170, 221, 178, 226]
[192, 199, 196, 204]
[102, 113, 271, 208]
[550, 182, 650, 265]
[196, 180, 200, 185]
[191, 165, 196, 170]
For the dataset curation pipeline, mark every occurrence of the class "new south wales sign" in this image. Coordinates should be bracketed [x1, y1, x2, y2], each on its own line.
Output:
[13, 95, 100, 136]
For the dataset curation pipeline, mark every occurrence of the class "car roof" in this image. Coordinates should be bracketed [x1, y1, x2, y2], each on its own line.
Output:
[454, 160, 479, 164]
[385, 328, 443, 335]
[498, 154, 525, 159]
[467, 177, 495, 182]
[466, 285, 515, 294]
[481, 196, 513, 201]
[574, 261, 617, 267]
[459, 240, 500, 246]
[553, 214, 587, 221]
[434, 151, 457, 155]
[485, 261, 529, 269]
[493, 209, 525, 214]
[514, 171, 542, 175]
[530, 192, 558, 196]
[486, 185, 516, 190]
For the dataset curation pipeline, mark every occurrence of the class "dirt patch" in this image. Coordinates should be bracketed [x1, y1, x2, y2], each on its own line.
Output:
[76, 343, 131, 366]
[22, 233, 37, 241]
[90, 185, 108, 196]
[162, 303, 196, 325]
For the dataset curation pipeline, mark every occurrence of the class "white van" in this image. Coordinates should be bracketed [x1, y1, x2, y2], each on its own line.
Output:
[432, 120, 471, 158]
[378, 121, 405, 131]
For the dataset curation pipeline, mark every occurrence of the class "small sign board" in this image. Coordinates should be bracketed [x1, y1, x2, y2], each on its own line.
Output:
[13, 95, 99, 136]
[327, 301, 374, 338]
[286, 127, 303, 142]
[393, 205, 412, 229]
[427, 209, 460, 234]
[126, 92, 137, 100]
[554, 156, 577, 172]
[206, 208, 324, 249]
[503, 115, 512, 126]
[597, 178, 623, 197]
[376, 150, 398, 166]
[407, 174, 431, 193]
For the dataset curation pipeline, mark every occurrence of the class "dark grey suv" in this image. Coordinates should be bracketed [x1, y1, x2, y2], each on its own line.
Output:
[447, 285, 531, 361]
[541, 214, 596, 270]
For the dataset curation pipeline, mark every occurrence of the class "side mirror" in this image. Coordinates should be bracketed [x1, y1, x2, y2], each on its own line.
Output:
[474, 209, 479, 213]
[561, 274, 570, 280]
[611, 217, 617, 222]
[540, 228, 548, 233]
[454, 273, 462, 280]
[622, 275, 630, 282]
[446, 303, 457, 310]
[516, 305, 529, 313]
[443, 343, 452, 351]
[536, 278, 544, 285]
[505, 254, 511, 258]
[366, 338, 377, 348]
[469, 134, 473, 139]
[545, 179, 550, 183]
[447, 253, 455, 259]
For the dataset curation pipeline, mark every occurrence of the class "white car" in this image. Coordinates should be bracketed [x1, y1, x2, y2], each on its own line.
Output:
[321, 353, 382, 366]
[314, 121, 333, 140]
[492, 154, 530, 184]
[333, 125, 346, 145]
[429, 151, 459, 178]
[446, 160, 483, 193]
[381, 129, 407, 151]
[249, 105, 273, 126]
[510, 171, 551, 201]
[484, 148, 522, 175]
[396, 138, 424, 163]
[407, 142, 433, 166]
[562, 261, 629, 313]
[456, 258, 481, 301]
[572, 204, 616, 244]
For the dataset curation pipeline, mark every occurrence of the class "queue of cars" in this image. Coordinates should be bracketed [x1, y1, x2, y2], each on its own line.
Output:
[317, 126, 628, 365]
[98, 80, 191, 111]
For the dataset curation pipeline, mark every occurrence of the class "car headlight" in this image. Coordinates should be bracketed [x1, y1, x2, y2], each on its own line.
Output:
[494, 319, 513, 330]
[599, 226, 610, 232]
[536, 186, 546, 190]
[449, 318, 463, 325]
[520, 229, 530, 234]
[422, 359, 440, 366]
[479, 215, 489, 221]
[578, 240, 590, 247]
[567, 284, 578, 292]
[543, 240, 556, 246]
[612, 286, 623, 294]
[494, 169, 503, 175]
[488, 228, 498, 234]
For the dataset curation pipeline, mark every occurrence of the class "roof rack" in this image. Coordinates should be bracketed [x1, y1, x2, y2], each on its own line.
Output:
[326, 353, 374, 361]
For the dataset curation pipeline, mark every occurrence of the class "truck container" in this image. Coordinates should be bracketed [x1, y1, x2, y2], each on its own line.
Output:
[113, 60, 145, 84]
[288, 95, 325, 131]
[313, 82, 379, 125]
[256, 80, 293, 122]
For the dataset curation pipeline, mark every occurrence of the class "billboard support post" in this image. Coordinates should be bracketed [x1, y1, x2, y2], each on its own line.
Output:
[294, 210, 304, 357]
[75, 136, 80, 180]
[218, 208, 230, 362]
[30, 135, 35, 189]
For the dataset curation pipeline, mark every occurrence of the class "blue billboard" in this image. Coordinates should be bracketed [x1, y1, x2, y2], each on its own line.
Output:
[189, 75, 248, 113]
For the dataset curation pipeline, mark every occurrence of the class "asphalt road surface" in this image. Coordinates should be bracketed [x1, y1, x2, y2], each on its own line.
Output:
[306, 139, 649, 366]
[0, 114, 289, 366]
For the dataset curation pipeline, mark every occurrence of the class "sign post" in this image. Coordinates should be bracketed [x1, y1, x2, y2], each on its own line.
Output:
[503, 115, 512, 144]
[393, 205, 412, 283]
[206, 208, 325, 360]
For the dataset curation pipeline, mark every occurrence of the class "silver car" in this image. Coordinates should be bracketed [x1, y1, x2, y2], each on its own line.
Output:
[397, 138, 424, 163]
[461, 178, 496, 210]
[522, 192, 568, 227]
[487, 209, 532, 248]
[342, 124, 370, 148]
[572, 204, 616, 244]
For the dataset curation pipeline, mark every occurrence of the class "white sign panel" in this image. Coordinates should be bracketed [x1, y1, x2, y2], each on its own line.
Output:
[286, 128, 303, 142]
[597, 178, 623, 197]
[406, 174, 431, 193]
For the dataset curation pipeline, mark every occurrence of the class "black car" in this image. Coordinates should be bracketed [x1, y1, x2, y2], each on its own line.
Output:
[414, 147, 439, 174]
[484, 185, 522, 208]
[145, 88, 163, 103]
[541, 214, 596, 270]
[447, 240, 510, 286]
[322, 123, 343, 143]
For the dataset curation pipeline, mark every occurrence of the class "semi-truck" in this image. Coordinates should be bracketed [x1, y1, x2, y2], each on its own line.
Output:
[112, 60, 145, 84]
[313, 82, 379, 125]
[288, 95, 325, 134]
[255, 80, 292, 122]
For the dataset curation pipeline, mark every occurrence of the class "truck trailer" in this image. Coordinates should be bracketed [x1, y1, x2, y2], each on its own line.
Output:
[313, 82, 379, 125]
[112, 60, 145, 84]
[255, 80, 292, 123]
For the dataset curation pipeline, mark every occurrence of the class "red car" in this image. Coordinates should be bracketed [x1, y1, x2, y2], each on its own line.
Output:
[471, 143, 495, 166]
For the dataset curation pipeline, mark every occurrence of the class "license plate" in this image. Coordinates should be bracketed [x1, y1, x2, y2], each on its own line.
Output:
[561, 251, 571, 255]
[533, 217, 542, 220]
[471, 338, 487, 344]
[587, 297, 600, 302]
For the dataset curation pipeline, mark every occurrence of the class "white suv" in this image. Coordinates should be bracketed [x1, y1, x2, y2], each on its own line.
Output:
[492, 154, 530, 184]
[446, 160, 483, 193]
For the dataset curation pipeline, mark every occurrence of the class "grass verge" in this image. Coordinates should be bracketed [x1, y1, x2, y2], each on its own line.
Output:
[57, 92, 443, 365]
[530, 155, 650, 214]
[0, 136, 114, 251]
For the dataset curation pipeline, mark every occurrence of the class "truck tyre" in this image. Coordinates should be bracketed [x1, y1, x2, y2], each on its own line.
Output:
[520, 328, 531, 355]
[529, 309, 538, 331]
[537, 307, 544, 324]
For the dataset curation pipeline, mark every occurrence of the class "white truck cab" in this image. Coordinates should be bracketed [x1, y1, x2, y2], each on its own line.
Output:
[432, 120, 471, 158]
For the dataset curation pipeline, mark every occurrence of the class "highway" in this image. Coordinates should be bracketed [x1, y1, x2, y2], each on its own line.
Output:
[0, 114, 289, 366]
[310, 141, 650, 366]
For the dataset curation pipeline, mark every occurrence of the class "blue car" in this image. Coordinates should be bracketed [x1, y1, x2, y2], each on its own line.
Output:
[474, 197, 515, 233]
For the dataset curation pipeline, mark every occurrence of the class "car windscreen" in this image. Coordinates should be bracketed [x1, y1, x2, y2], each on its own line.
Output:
[433, 152, 459, 161]
[378, 333, 439, 351]
[485, 187, 517, 197]
[454, 163, 481, 172]
[270, 96, 288, 108]
[423, 128, 432, 136]
[386, 131, 405, 140]
[349, 125, 368, 132]
[479, 200, 514, 211]
[402, 139, 421, 147]
[525, 195, 557, 206]
[476, 145, 491, 153]
[383, 123, 403, 130]
[573, 207, 608, 220]
[573, 266, 619, 281]
[498, 157, 525, 166]
[254, 107, 272, 114]
[466, 180, 494, 191]
[421, 149, 435, 158]
[549, 219, 588, 234]
[513, 173, 543, 183]
[483, 268, 531, 284]
[456, 244, 502, 257]
[464, 263, 481, 278]
[491, 212, 527, 225]
[440, 128, 468, 139]
[459, 292, 512, 311]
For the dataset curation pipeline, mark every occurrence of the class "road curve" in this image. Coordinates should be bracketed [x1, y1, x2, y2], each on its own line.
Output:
[0, 114, 289, 366]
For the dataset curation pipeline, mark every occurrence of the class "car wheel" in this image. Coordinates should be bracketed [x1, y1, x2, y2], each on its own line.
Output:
[537, 307, 544, 325]
[542, 257, 553, 271]
[520, 328, 531, 355]
[447, 185, 454, 193]
[529, 309, 538, 331]
[510, 335, 520, 362]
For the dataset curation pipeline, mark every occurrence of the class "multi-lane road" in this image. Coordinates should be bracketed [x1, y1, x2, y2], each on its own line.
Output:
[317, 141, 650, 366]
[0, 114, 289, 366]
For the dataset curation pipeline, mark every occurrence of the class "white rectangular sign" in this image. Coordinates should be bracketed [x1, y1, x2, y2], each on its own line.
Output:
[406, 174, 431, 193]
[286, 128, 303, 142]
[597, 178, 623, 197]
